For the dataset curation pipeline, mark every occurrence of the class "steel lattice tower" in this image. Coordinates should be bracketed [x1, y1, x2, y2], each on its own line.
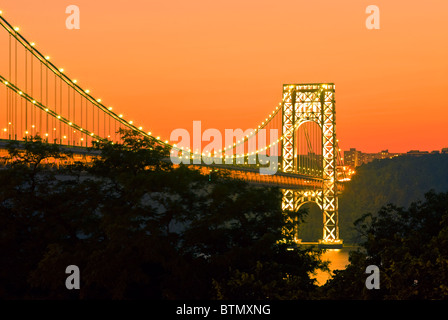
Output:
[281, 83, 342, 247]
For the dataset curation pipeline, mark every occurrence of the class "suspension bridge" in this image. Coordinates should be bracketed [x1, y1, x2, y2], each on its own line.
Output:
[0, 12, 347, 248]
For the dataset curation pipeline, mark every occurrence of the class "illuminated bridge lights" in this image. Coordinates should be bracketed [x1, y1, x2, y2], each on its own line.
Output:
[0, 12, 345, 246]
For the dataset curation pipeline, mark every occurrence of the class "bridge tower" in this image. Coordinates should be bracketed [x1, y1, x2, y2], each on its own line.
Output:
[281, 83, 342, 248]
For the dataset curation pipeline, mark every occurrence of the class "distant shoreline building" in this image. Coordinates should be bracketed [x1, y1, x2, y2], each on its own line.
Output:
[406, 150, 429, 156]
[343, 148, 400, 168]
[343, 147, 448, 169]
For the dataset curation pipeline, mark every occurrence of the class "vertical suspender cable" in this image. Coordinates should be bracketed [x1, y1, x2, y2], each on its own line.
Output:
[92, 100, 94, 144]
[54, 73, 57, 143]
[45, 65, 48, 139]
[31, 53, 35, 133]
[25, 49, 28, 134]
[108, 111, 111, 141]
[15, 38, 17, 139]
[40, 62, 43, 137]
[97, 106, 99, 142]
[68, 86, 70, 144]
[85, 99, 88, 146]
[60, 77, 62, 143]
[80, 97, 83, 145]
[73, 88, 75, 145]
[7, 34, 11, 139]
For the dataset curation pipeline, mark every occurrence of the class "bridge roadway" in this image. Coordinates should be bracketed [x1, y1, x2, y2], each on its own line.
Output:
[0, 139, 332, 190]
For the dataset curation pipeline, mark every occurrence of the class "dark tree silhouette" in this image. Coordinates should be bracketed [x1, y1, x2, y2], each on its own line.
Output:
[322, 190, 448, 300]
[0, 130, 328, 299]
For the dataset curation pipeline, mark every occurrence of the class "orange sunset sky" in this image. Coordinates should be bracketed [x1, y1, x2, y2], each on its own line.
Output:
[0, 0, 447, 153]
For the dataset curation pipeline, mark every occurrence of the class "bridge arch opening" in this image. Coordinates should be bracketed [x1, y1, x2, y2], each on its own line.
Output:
[296, 201, 324, 242]
[295, 120, 322, 176]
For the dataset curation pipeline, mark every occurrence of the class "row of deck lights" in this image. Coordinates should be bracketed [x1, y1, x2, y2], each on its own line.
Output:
[9, 23, 289, 158]
[2, 16, 289, 159]
[1, 17, 168, 144]
[2, 13, 334, 162]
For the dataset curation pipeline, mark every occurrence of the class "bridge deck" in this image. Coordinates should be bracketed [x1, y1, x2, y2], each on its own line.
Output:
[0, 139, 345, 190]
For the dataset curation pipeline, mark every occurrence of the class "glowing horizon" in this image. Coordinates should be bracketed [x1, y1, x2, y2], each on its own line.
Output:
[0, 0, 447, 154]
